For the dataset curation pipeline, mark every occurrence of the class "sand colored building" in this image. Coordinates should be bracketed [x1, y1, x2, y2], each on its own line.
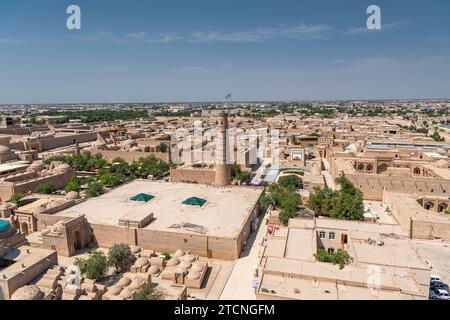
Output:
[0, 245, 58, 300]
[52, 180, 263, 260]
[327, 141, 450, 201]
[382, 191, 450, 241]
[0, 161, 76, 202]
[256, 217, 430, 300]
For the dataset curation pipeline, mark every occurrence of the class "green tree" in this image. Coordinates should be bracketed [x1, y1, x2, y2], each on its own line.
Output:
[416, 128, 428, 134]
[108, 244, 134, 273]
[9, 193, 24, 206]
[307, 187, 335, 216]
[75, 251, 109, 280]
[307, 178, 364, 221]
[314, 249, 352, 270]
[231, 163, 251, 182]
[45, 152, 108, 171]
[65, 177, 80, 193]
[132, 283, 165, 300]
[278, 175, 303, 190]
[109, 158, 138, 177]
[260, 183, 285, 209]
[155, 143, 168, 153]
[36, 182, 56, 194]
[430, 130, 445, 142]
[134, 156, 170, 179]
[98, 172, 127, 188]
[85, 181, 105, 198]
[260, 182, 302, 226]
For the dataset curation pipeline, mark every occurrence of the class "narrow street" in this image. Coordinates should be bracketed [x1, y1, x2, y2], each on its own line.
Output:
[219, 210, 268, 300]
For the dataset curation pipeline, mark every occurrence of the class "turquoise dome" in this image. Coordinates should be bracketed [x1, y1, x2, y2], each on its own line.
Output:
[0, 220, 12, 234]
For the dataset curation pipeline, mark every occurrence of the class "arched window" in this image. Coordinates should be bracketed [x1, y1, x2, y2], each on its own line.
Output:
[357, 164, 365, 171]
[413, 168, 421, 175]
[438, 203, 448, 213]
[424, 202, 434, 210]
[366, 164, 373, 172]
[377, 163, 389, 174]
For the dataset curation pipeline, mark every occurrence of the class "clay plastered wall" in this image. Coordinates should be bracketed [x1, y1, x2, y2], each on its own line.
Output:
[0, 251, 57, 300]
[13, 170, 75, 196]
[35, 214, 73, 231]
[90, 224, 137, 247]
[346, 173, 450, 201]
[137, 229, 208, 257]
[91, 149, 170, 164]
[89, 223, 242, 260]
[382, 192, 414, 235]
[0, 185, 14, 202]
[207, 236, 238, 260]
[170, 168, 215, 185]
[7, 142, 25, 151]
[39, 132, 100, 151]
[411, 220, 450, 242]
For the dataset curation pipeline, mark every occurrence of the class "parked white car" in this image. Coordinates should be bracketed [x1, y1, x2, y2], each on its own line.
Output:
[429, 289, 450, 300]
[431, 275, 442, 283]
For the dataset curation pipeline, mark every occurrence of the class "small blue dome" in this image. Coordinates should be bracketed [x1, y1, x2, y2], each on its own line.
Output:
[0, 220, 12, 234]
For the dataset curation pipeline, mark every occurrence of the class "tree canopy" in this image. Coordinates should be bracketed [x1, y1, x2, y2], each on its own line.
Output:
[278, 175, 303, 190]
[108, 244, 134, 273]
[260, 182, 302, 226]
[314, 249, 352, 270]
[231, 163, 251, 182]
[75, 251, 109, 280]
[45, 151, 107, 172]
[35, 182, 56, 194]
[9, 193, 24, 206]
[65, 177, 80, 193]
[307, 177, 364, 221]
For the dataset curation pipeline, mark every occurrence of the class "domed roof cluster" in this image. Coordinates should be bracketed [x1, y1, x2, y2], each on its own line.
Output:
[106, 276, 148, 299]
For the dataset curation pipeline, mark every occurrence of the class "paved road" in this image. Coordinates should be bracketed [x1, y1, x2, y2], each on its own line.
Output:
[219, 211, 268, 300]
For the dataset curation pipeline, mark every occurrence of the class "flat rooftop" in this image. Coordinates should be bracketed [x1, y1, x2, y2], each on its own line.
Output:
[0, 161, 30, 175]
[56, 180, 263, 238]
[0, 246, 56, 280]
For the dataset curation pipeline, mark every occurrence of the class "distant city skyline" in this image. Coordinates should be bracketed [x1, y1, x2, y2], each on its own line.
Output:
[1, 0, 450, 104]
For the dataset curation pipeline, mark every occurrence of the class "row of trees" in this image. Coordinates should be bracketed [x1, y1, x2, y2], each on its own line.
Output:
[49, 152, 175, 198]
[75, 244, 134, 279]
[45, 152, 108, 172]
[28, 109, 149, 124]
[307, 177, 365, 221]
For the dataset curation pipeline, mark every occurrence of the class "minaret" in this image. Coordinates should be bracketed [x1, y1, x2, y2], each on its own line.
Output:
[215, 111, 231, 187]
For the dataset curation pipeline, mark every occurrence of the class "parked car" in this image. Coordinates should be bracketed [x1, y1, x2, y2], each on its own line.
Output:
[430, 275, 442, 283]
[429, 289, 450, 300]
[430, 282, 449, 291]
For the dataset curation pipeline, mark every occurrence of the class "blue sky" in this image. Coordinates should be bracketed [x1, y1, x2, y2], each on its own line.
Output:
[0, 0, 449, 103]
